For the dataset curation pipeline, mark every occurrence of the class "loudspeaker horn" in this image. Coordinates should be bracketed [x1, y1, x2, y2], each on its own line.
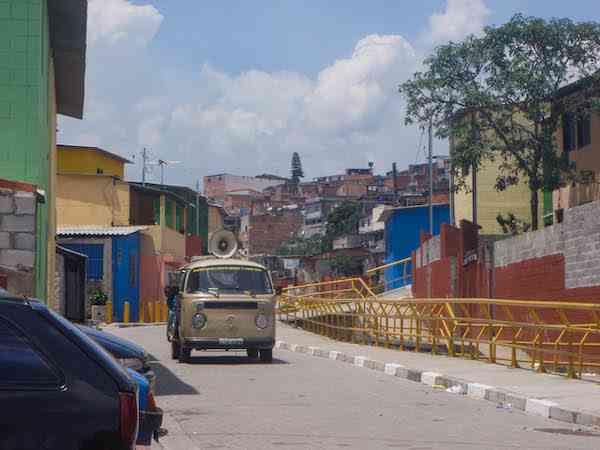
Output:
[209, 229, 238, 259]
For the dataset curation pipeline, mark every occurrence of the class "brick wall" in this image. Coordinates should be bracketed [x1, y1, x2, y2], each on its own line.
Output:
[413, 200, 600, 303]
[0, 182, 37, 296]
[247, 213, 302, 256]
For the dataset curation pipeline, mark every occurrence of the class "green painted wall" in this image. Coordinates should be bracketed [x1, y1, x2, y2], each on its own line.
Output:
[0, 0, 51, 299]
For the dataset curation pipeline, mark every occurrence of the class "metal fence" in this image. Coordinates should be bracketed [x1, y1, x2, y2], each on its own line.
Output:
[279, 278, 600, 379]
[366, 257, 412, 295]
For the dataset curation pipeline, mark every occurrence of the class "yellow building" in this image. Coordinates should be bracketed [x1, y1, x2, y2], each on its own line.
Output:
[57, 145, 132, 227]
[453, 158, 535, 234]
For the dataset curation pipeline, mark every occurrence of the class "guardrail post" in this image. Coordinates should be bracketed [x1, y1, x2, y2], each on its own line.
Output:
[105, 301, 113, 324]
[511, 336, 519, 369]
[124, 302, 130, 323]
[154, 301, 161, 323]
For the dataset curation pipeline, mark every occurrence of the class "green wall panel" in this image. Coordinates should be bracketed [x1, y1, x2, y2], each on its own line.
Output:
[0, 0, 51, 299]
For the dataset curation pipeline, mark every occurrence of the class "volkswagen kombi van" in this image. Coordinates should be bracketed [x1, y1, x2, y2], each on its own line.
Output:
[169, 256, 276, 363]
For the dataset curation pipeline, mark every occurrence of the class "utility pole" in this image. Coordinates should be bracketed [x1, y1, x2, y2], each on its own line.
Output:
[142, 148, 148, 186]
[428, 120, 433, 235]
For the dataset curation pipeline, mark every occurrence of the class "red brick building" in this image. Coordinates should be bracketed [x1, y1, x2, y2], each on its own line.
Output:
[239, 213, 302, 256]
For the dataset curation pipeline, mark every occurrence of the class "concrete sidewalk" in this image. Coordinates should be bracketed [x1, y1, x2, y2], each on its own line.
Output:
[276, 323, 600, 428]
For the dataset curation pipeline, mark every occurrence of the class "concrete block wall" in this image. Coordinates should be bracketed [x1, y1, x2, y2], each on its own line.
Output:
[0, 186, 37, 296]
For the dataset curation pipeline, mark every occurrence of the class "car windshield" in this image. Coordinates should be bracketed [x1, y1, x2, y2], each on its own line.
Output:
[187, 265, 273, 295]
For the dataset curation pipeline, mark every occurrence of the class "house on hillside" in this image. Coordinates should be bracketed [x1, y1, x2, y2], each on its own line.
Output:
[552, 81, 600, 217]
[0, 0, 87, 302]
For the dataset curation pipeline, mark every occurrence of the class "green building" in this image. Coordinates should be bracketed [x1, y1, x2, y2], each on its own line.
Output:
[129, 182, 209, 255]
[0, 0, 87, 301]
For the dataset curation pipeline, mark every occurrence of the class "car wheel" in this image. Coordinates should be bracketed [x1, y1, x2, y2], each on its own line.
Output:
[247, 349, 259, 358]
[179, 345, 191, 363]
[171, 339, 180, 360]
[259, 349, 273, 363]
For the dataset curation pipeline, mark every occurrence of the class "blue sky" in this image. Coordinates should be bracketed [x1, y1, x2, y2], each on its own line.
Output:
[59, 0, 600, 189]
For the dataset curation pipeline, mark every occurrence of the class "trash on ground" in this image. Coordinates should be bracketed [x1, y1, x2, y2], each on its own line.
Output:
[446, 385, 466, 395]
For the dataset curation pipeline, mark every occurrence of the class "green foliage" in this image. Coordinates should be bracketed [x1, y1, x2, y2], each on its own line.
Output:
[90, 289, 108, 306]
[291, 152, 304, 184]
[277, 234, 325, 257]
[496, 213, 531, 235]
[321, 201, 362, 252]
[399, 14, 600, 230]
[325, 201, 361, 238]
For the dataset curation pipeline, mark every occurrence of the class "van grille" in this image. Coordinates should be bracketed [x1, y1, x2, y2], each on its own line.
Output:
[204, 301, 258, 310]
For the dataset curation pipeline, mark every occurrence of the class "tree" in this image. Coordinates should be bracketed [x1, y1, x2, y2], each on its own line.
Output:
[322, 201, 362, 251]
[290, 152, 304, 184]
[399, 14, 600, 230]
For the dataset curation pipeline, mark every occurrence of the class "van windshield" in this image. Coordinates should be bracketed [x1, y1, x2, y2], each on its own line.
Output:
[187, 266, 273, 295]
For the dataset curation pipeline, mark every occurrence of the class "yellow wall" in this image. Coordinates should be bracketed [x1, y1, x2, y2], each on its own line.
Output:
[454, 158, 534, 234]
[57, 174, 130, 226]
[57, 146, 126, 179]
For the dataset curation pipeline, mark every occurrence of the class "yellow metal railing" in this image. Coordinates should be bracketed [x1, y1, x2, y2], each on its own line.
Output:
[279, 281, 600, 379]
[366, 257, 412, 295]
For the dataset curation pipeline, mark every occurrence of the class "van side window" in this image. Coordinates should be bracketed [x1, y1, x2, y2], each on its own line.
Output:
[0, 317, 61, 387]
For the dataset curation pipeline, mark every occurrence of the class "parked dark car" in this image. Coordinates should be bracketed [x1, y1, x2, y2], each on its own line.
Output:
[127, 368, 163, 446]
[0, 294, 139, 450]
[78, 324, 156, 391]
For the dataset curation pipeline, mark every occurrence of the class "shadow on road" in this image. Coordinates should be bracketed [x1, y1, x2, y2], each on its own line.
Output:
[150, 359, 200, 397]
[182, 355, 289, 365]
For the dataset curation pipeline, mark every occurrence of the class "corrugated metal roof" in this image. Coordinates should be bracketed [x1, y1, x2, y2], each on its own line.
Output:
[57, 226, 147, 237]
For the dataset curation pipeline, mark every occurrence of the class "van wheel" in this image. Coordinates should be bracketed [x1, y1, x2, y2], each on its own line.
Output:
[171, 340, 180, 360]
[259, 349, 273, 363]
[179, 345, 191, 363]
[247, 349, 259, 358]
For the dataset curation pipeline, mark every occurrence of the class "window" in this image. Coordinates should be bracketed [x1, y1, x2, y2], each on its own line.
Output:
[165, 199, 174, 229]
[153, 197, 161, 225]
[0, 318, 61, 387]
[175, 204, 184, 233]
[186, 266, 273, 295]
[577, 115, 591, 149]
[96, 168, 104, 174]
[562, 113, 576, 152]
[563, 112, 590, 151]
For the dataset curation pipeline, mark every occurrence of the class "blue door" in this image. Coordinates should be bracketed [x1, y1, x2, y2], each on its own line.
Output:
[112, 233, 141, 322]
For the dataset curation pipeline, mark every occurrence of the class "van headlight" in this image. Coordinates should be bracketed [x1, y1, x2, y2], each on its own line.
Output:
[255, 314, 269, 329]
[192, 313, 207, 329]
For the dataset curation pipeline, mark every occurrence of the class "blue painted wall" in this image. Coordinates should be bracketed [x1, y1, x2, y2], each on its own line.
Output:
[384, 204, 450, 290]
[62, 243, 104, 281]
[112, 233, 141, 322]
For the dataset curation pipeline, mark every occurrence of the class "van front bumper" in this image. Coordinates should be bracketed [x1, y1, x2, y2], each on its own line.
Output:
[182, 337, 274, 350]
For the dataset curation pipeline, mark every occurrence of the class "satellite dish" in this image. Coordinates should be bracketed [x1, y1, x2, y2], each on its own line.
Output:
[209, 229, 238, 259]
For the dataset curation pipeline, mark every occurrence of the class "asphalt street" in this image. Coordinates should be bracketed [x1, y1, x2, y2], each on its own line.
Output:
[110, 325, 600, 450]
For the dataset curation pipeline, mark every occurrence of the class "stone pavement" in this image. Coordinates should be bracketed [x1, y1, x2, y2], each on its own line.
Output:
[276, 323, 600, 428]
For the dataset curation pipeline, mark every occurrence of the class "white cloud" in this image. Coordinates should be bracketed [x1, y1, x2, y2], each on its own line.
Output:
[425, 0, 490, 44]
[87, 0, 163, 46]
[60, 3, 462, 188]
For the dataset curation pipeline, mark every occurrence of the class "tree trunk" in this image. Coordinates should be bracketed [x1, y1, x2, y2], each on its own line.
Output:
[530, 189, 539, 231]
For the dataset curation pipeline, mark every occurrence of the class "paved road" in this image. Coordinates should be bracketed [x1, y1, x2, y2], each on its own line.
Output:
[109, 325, 600, 450]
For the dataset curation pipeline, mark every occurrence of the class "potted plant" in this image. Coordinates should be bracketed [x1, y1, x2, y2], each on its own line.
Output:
[90, 289, 108, 323]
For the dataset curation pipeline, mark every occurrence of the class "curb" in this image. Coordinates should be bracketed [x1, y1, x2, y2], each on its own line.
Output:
[275, 340, 600, 428]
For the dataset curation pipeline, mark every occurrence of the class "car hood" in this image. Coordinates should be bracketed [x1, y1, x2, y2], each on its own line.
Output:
[78, 325, 147, 360]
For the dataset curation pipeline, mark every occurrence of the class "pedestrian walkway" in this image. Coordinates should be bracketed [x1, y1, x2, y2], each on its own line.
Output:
[276, 322, 600, 427]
